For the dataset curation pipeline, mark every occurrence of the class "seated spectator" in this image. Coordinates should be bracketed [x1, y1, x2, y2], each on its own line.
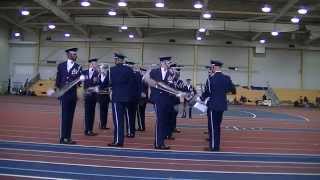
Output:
[303, 96, 309, 104]
[240, 96, 247, 103]
[299, 96, 303, 104]
[233, 97, 241, 105]
[315, 97, 320, 107]
[262, 94, 267, 101]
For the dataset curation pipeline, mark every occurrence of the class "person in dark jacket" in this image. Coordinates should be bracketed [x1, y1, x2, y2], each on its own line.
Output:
[82, 58, 99, 136]
[97, 64, 110, 130]
[108, 53, 135, 147]
[55, 48, 83, 144]
[200, 60, 236, 151]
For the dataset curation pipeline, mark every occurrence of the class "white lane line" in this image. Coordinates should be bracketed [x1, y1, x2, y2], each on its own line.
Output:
[239, 111, 257, 119]
[297, 115, 310, 122]
[0, 166, 170, 180]
[1, 139, 320, 157]
[0, 173, 72, 180]
[2, 149, 320, 165]
[233, 126, 240, 131]
[1, 158, 320, 176]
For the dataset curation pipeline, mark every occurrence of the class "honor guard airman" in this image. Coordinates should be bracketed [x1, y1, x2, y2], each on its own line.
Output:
[182, 78, 196, 119]
[150, 56, 175, 150]
[200, 60, 236, 151]
[137, 67, 148, 131]
[83, 58, 99, 136]
[124, 61, 141, 138]
[55, 48, 82, 144]
[108, 53, 135, 147]
[98, 64, 110, 130]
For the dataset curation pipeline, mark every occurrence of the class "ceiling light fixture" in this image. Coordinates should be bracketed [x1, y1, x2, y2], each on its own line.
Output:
[202, 11, 212, 19]
[155, 0, 165, 8]
[198, 27, 206, 32]
[108, 9, 117, 16]
[14, 32, 21, 37]
[261, 4, 271, 13]
[118, 0, 127, 7]
[196, 36, 202, 41]
[259, 39, 266, 44]
[129, 33, 134, 38]
[271, 31, 279, 36]
[64, 33, 71, 38]
[298, 8, 308, 15]
[21, 9, 30, 16]
[193, 1, 203, 9]
[80, 0, 91, 7]
[48, 24, 56, 30]
[291, 16, 300, 23]
[121, 25, 128, 30]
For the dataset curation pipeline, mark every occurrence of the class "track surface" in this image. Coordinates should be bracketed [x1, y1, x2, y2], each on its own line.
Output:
[0, 96, 319, 179]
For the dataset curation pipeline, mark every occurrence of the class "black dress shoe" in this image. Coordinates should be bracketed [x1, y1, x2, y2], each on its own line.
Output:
[108, 143, 123, 147]
[126, 134, 135, 138]
[205, 138, 210, 142]
[136, 128, 145, 131]
[60, 138, 76, 145]
[165, 136, 175, 140]
[203, 147, 219, 152]
[85, 131, 98, 136]
[173, 129, 181, 133]
[100, 126, 110, 130]
[155, 145, 170, 150]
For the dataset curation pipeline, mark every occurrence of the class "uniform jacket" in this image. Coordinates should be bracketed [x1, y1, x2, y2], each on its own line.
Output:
[200, 72, 235, 111]
[149, 68, 174, 105]
[82, 69, 99, 90]
[55, 61, 82, 99]
[110, 64, 134, 102]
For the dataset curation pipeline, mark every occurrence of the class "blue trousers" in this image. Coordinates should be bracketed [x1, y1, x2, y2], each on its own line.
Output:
[111, 102, 128, 145]
[60, 97, 77, 140]
[84, 94, 97, 133]
[207, 110, 224, 150]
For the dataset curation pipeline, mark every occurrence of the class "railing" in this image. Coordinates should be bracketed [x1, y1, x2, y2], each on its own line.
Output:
[265, 87, 280, 106]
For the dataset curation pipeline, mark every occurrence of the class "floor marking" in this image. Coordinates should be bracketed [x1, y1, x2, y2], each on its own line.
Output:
[1, 139, 320, 157]
[0, 173, 72, 180]
[2, 149, 320, 165]
[297, 115, 310, 122]
[239, 110, 257, 119]
[0, 166, 170, 180]
[1, 158, 320, 176]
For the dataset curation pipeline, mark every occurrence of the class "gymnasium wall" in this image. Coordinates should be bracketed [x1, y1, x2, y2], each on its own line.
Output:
[7, 33, 320, 90]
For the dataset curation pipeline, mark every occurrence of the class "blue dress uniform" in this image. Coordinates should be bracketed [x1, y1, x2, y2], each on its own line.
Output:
[200, 60, 236, 151]
[167, 68, 186, 138]
[83, 58, 99, 136]
[185, 79, 196, 119]
[137, 68, 148, 131]
[55, 48, 82, 144]
[108, 53, 135, 147]
[98, 70, 110, 130]
[150, 56, 174, 149]
[124, 62, 140, 138]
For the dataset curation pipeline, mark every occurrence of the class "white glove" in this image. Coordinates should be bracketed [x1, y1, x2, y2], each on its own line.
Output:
[47, 88, 55, 96]
[196, 96, 202, 102]
[79, 75, 86, 81]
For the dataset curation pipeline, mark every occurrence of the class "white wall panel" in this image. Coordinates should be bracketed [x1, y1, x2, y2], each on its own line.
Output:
[143, 44, 194, 65]
[9, 45, 37, 63]
[197, 46, 248, 86]
[251, 49, 300, 88]
[39, 66, 56, 80]
[39, 46, 89, 64]
[303, 51, 320, 89]
[91, 46, 142, 64]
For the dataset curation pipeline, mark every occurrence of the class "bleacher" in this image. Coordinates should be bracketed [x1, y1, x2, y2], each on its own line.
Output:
[228, 87, 265, 105]
[274, 89, 320, 104]
[29, 80, 55, 96]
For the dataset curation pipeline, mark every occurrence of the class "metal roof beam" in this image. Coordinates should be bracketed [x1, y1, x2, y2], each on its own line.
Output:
[33, 0, 88, 36]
